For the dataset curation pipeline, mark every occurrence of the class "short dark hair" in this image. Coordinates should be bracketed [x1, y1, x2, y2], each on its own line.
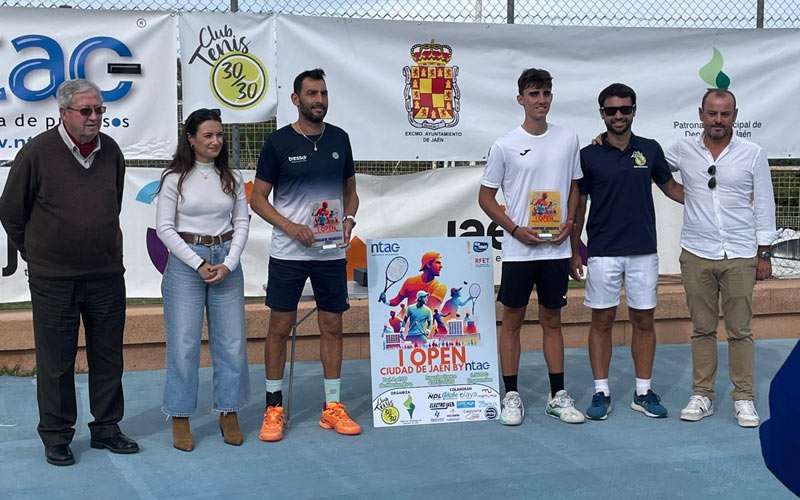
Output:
[701, 88, 737, 110]
[598, 83, 637, 107]
[293, 68, 326, 95]
[517, 68, 552, 95]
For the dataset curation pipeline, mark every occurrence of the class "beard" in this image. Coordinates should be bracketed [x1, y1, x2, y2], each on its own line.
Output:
[606, 119, 631, 136]
[299, 101, 326, 123]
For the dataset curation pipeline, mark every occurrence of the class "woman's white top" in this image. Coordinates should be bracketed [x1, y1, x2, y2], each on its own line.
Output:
[156, 161, 250, 271]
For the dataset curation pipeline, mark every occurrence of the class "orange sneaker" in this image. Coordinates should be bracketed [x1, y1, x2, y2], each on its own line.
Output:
[319, 402, 362, 435]
[258, 406, 285, 442]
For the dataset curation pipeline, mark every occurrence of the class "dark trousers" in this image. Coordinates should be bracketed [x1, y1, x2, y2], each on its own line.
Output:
[28, 274, 126, 446]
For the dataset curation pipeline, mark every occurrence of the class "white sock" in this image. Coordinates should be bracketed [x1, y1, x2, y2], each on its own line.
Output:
[636, 378, 651, 396]
[324, 378, 341, 404]
[265, 378, 283, 394]
[594, 379, 610, 396]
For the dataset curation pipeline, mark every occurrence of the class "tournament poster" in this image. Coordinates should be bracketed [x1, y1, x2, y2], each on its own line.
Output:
[367, 237, 500, 427]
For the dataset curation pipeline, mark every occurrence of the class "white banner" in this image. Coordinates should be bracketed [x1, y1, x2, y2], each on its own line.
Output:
[0, 166, 683, 303]
[367, 237, 501, 427]
[276, 14, 800, 160]
[179, 12, 277, 123]
[0, 8, 178, 160]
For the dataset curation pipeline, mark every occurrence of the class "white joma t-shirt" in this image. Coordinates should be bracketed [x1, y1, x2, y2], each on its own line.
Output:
[481, 124, 582, 261]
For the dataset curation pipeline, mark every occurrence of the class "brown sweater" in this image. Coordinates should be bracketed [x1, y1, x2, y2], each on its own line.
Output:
[0, 127, 126, 279]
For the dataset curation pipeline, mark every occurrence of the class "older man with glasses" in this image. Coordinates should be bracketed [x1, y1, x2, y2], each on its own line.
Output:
[665, 88, 777, 428]
[0, 78, 138, 465]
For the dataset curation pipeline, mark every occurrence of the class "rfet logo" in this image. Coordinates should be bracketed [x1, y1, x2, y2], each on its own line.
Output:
[136, 178, 254, 274]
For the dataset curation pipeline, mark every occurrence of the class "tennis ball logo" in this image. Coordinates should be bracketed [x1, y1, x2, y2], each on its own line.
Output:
[381, 405, 400, 424]
[211, 51, 268, 110]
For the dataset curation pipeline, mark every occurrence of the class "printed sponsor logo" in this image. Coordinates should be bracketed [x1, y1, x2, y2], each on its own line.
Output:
[484, 407, 498, 420]
[429, 402, 455, 410]
[472, 241, 489, 253]
[288, 155, 307, 163]
[456, 400, 476, 409]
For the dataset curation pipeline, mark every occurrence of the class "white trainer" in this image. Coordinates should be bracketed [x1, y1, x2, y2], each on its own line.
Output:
[680, 395, 714, 421]
[545, 390, 585, 424]
[734, 400, 760, 428]
[500, 391, 524, 426]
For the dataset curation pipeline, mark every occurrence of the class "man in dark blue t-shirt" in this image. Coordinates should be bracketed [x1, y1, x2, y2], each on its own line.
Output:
[570, 83, 684, 421]
[250, 68, 361, 442]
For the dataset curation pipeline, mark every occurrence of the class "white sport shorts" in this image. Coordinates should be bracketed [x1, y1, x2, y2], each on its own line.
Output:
[584, 253, 658, 310]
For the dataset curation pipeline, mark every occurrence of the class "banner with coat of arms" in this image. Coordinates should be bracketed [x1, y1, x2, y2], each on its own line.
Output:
[179, 12, 276, 123]
[276, 14, 800, 160]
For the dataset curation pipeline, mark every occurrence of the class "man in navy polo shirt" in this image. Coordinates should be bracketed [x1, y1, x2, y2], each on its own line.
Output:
[250, 68, 361, 441]
[571, 83, 684, 420]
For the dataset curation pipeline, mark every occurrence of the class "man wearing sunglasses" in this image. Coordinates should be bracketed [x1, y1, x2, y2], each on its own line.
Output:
[0, 79, 138, 465]
[665, 88, 776, 427]
[572, 83, 684, 421]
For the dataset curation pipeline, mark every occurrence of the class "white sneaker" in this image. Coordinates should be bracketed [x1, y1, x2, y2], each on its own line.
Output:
[545, 390, 585, 424]
[680, 395, 714, 421]
[734, 400, 760, 428]
[500, 391, 524, 426]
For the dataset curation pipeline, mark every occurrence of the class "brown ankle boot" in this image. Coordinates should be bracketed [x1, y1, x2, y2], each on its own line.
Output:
[219, 412, 244, 446]
[172, 417, 193, 452]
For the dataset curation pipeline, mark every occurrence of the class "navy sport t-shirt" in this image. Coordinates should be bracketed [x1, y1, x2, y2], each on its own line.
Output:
[578, 134, 672, 257]
[256, 123, 355, 260]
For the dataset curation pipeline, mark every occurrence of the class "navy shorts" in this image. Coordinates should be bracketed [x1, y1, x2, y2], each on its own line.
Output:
[497, 259, 569, 309]
[266, 257, 349, 313]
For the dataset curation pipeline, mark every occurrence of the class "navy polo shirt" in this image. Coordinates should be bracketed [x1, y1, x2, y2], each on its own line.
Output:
[578, 133, 673, 257]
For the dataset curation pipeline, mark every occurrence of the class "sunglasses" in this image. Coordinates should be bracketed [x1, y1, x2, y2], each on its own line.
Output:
[707, 165, 717, 189]
[601, 105, 635, 116]
[67, 106, 106, 117]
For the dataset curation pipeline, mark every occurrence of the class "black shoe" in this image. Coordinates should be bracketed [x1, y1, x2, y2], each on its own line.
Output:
[45, 444, 75, 466]
[90, 432, 140, 454]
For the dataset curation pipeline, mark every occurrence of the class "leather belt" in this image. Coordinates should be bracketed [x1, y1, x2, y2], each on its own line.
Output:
[178, 230, 234, 246]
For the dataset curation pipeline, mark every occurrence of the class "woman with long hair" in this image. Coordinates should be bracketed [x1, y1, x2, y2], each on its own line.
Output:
[156, 108, 250, 451]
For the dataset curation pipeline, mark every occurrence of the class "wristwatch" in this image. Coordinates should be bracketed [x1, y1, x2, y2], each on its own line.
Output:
[344, 215, 356, 227]
[758, 250, 772, 260]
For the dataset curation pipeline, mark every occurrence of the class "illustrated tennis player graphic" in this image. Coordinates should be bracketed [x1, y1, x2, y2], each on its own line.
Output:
[401, 291, 434, 347]
[378, 251, 448, 309]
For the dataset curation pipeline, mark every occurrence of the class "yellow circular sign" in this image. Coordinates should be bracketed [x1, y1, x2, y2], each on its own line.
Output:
[210, 51, 268, 110]
[381, 405, 400, 425]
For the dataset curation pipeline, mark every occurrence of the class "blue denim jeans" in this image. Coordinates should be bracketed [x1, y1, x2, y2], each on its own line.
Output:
[161, 241, 249, 416]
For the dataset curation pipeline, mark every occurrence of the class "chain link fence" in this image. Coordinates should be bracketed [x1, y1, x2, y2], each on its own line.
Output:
[3, 0, 800, 228]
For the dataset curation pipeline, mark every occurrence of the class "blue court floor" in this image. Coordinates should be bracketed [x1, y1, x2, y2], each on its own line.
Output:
[1, 339, 796, 500]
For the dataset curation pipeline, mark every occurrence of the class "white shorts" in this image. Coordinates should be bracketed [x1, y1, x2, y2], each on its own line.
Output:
[584, 254, 658, 310]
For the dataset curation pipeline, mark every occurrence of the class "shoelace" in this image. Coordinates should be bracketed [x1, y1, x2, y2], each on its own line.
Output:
[326, 403, 352, 421]
[555, 394, 575, 408]
[644, 391, 661, 404]
[504, 395, 521, 409]
[687, 395, 708, 411]
[264, 407, 284, 424]
[591, 393, 607, 405]
[736, 401, 756, 415]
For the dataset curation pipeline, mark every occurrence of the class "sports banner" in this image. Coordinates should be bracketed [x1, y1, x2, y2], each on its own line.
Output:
[0, 7, 177, 160]
[367, 237, 501, 427]
[0, 166, 683, 303]
[276, 14, 800, 160]
[179, 12, 277, 123]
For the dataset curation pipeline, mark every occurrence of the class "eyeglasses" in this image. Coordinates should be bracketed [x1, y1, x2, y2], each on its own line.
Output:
[67, 106, 106, 117]
[601, 105, 636, 116]
[707, 165, 717, 189]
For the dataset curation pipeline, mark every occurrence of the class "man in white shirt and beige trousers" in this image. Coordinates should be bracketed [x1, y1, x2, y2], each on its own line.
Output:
[666, 88, 776, 428]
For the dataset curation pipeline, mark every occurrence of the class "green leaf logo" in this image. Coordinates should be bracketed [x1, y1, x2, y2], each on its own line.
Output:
[404, 395, 415, 418]
[699, 48, 731, 89]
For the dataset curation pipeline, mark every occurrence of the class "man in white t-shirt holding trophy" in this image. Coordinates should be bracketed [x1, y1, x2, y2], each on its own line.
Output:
[479, 68, 585, 425]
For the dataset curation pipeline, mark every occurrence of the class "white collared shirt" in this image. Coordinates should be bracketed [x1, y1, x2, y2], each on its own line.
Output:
[666, 134, 776, 260]
[57, 123, 101, 169]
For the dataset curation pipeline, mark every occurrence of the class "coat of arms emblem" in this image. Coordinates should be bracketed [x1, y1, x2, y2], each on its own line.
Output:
[403, 40, 460, 130]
